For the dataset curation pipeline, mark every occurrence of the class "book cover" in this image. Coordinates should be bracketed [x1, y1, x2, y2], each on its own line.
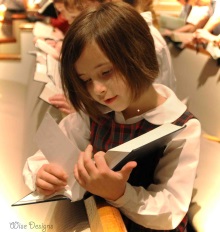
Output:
[12, 113, 186, 206]
[12, 191, 70, 206]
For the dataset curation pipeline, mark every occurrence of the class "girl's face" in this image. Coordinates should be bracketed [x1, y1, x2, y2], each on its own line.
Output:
[65, 7, 82, 24]
[54, 2, 65, 12]
[54, 2, 67, 18]
[64, 0, 101, 25]
[74, 42, 133, 113]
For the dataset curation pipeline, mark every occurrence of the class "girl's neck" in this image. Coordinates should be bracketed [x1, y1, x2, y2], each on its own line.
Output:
[122, 85, 166, 120]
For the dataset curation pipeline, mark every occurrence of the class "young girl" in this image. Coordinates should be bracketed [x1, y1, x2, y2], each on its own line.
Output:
[23, 2, 201, 231]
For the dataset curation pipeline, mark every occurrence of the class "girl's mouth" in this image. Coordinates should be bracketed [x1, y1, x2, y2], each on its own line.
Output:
[104, 96, 117, 104]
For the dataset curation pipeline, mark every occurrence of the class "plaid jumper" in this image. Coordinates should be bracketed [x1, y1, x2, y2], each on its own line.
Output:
[90, 110, 195, 232]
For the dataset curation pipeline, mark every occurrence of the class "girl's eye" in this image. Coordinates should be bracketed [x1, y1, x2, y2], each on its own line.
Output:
[102, 69, 112, 76]
[84, 78, 92, 84]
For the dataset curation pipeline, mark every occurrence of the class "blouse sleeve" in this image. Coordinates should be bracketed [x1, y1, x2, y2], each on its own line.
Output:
[107, 118, 201, 230]
[22, 112, 91, 192]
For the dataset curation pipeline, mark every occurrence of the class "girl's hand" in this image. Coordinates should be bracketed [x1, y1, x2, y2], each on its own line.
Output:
[45, 39, 57, 47]
[74, 144, 137, 201]
[51, 28, 64, 41]
[49, 94, 75, 115]
[193, 29, 217, 44]
[161, 29, 173, 37]
[54, 40, 63, 57]
[36, 163, 68, 196]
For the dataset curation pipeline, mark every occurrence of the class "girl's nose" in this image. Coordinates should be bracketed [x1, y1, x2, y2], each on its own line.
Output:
[93, 80, 107, 95]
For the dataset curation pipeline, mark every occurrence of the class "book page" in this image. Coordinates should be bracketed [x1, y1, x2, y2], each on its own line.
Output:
[34, 112, 86, 201]
[34, 63, 51, 83]
[206, 42, 220, 59]
[46, 54, 63, 91]
[36, 51, 47, 64]
[34, 113, 78, 173]
[33, 21, 54, 39]
[171, 32, 194, 43]
[39, 81, 59, 104]
[35, 39, 59, 57]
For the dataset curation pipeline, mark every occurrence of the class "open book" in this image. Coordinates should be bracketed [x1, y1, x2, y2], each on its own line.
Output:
[206, 42, 220, 60]
[35, 39, 60, 58]
[170, 32, 194, 43]
[33, 21, 55, 40]
[39, 54, 64, 104]
[12, 113, 186, 206]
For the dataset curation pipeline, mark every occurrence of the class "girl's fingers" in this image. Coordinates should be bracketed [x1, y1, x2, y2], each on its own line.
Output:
[38, 170, 67, 186]
[76, 150, 91, 181]
[83, 145, 99, 176]
[36, 164, 68, 196]
[49, 94, 65, 101]
[36, 178, 56, 191]
[58, 108, 71, 115]
[43, 164, 68, 181]
[93, 151, 108, 171]
[37, 187, 56, 196]
[74, 164, 86, 186]
[75, 145, 97, 185]
[36, 183, 65, 196]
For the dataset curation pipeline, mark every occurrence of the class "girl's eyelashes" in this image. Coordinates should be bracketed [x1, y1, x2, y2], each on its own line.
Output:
[84, 78, 92, 83]
[102, 69, 113, 77]
[79, 67, 113, 83]
[78, 74, 91, 83]
[80, 77, 91, 84]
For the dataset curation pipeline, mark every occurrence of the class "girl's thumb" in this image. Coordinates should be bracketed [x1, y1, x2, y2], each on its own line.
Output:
[120, 161, 137, 180]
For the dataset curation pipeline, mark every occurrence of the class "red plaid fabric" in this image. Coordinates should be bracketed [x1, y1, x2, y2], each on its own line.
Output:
[90, 110, 194, 231]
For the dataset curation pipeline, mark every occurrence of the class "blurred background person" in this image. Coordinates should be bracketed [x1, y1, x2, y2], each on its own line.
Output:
[178, 0, 192, 21]
[50, 0, 69, 34]
[122, 0, 177, 91]
[162, 0, 210, 37]
[203, 0, 220, 34]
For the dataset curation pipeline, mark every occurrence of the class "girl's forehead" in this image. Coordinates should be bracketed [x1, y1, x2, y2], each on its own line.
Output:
[75, 42, 111, 73]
